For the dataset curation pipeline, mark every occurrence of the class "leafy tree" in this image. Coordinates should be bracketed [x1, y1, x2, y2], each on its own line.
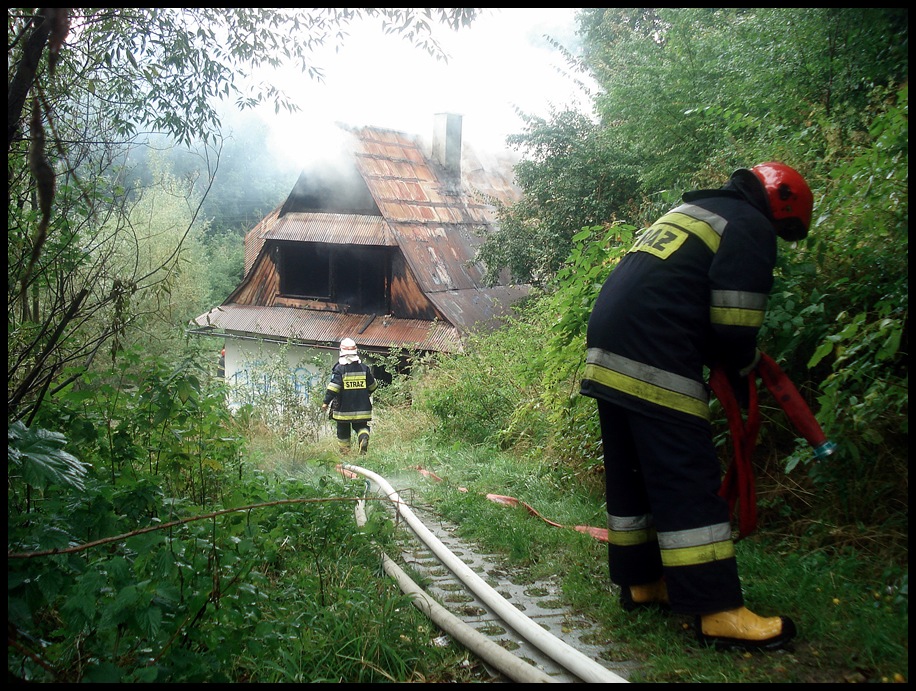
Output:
[479, 110, 641, 286]
[482, 8, 908, 285]
[203, 227, 246, 305]
[105, 154, 213, 359]
[578, 8, 908, 189]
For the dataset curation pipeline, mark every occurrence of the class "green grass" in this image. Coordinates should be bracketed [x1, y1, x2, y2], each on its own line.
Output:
[226, 448, 503, 683]
[312, 404, 909, 684]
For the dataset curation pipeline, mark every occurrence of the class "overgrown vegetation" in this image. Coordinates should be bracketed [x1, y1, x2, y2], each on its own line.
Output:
[8, 7, 907, 683]
[8, 349, 493, 683]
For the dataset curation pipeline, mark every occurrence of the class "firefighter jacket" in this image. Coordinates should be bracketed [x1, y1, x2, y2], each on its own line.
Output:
[324, 361, 377, 421]
[580, 178, 777, 426]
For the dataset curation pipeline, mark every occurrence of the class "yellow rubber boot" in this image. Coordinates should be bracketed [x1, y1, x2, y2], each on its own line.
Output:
[620, 577, 670, 611]
[697, 606, 796, 651]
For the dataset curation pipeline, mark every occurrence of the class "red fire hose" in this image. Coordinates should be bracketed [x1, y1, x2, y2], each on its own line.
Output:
[710, 352, 836, 538]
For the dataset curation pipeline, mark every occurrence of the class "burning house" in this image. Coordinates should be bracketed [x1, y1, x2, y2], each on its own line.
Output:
[188, 113, 529, 399]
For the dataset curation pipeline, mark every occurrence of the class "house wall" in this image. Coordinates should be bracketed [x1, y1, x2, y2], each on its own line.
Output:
[222, 338, 334, 410]
[233, 249, 280, 306]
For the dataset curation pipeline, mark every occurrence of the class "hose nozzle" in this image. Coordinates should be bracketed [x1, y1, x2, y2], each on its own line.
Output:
[813, 440, 837, 460]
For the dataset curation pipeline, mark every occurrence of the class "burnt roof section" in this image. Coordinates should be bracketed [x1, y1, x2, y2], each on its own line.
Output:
[279, 158, 380, 215]
[263, 212, 397, 246]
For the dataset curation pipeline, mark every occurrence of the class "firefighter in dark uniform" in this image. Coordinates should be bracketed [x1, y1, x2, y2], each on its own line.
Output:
[580, 162, 813, 651]
[322, 338, 377, 455]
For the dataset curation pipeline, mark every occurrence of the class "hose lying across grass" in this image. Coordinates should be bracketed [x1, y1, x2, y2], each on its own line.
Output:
[341, 463, 629, 684]
[352, 496, 557, 683]
[414, 465, 610, 542]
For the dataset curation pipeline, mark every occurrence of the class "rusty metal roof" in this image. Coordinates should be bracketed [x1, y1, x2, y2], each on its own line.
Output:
[191, 304, 463, 354]
[343, 124, 521, 296]
[244, 205, 281, 275]
[262, 212, 397, 246]
[425, 286, 531, 332]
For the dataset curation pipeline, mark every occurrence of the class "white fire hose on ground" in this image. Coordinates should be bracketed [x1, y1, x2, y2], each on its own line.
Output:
[343, 463, 629, 684]
[353, 498, 557, 683]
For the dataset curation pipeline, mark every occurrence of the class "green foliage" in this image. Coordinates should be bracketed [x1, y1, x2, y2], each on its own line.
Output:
[8, 420, 91, 493]
[202, 226, 245, 305]
[479, 110, 642, 285]
[30, 345, 243, 504]
[9, 348, 469, 682]
[761, 86, 907, 534]
[365, 345, 439, 409]
[109, 154, 215, 357]
[504, 223, 635, 469]
[577, 8, 908, 193]
[487, 9, 908, 286]
[8, 468, 406, 682]
[415, 338, 518, 447]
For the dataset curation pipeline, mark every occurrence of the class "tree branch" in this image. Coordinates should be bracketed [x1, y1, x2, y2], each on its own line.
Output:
[8, 495, 386, 559]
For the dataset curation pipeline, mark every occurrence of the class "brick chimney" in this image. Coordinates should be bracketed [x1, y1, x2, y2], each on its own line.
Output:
[432, 112, 462, 178]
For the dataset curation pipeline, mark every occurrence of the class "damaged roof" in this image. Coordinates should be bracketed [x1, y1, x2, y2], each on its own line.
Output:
[345, 123, 521, 296]
[191, 118, 529, 353]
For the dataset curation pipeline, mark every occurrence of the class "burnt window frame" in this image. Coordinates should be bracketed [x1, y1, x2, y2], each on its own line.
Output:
[277, 241, 391, 314]
[277, 241, 331, 299]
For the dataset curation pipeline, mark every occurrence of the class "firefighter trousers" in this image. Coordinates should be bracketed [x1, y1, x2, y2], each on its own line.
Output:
[336, 420, 370, 449]
[597, 399, 744, 615]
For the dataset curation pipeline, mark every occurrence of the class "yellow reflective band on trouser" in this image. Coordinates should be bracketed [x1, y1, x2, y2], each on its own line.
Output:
[334, 410, 372, 420]
[607, 513, 657, 546]
[583, 355, 710, 421]
[658, 523, 735, 567]
[608, 528, 658, 546]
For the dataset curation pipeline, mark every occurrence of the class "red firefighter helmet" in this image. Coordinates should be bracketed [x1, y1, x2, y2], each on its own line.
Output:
[751, 162, 813, 241]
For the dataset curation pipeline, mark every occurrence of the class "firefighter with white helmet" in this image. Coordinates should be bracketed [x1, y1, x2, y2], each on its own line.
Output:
[580, 162, 813, 651]
[322, 338, 377, 455]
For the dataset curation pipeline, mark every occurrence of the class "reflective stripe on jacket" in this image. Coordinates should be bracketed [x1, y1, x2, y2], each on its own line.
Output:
[581, 193, 776, 424]
[324, 361, 377, 421]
